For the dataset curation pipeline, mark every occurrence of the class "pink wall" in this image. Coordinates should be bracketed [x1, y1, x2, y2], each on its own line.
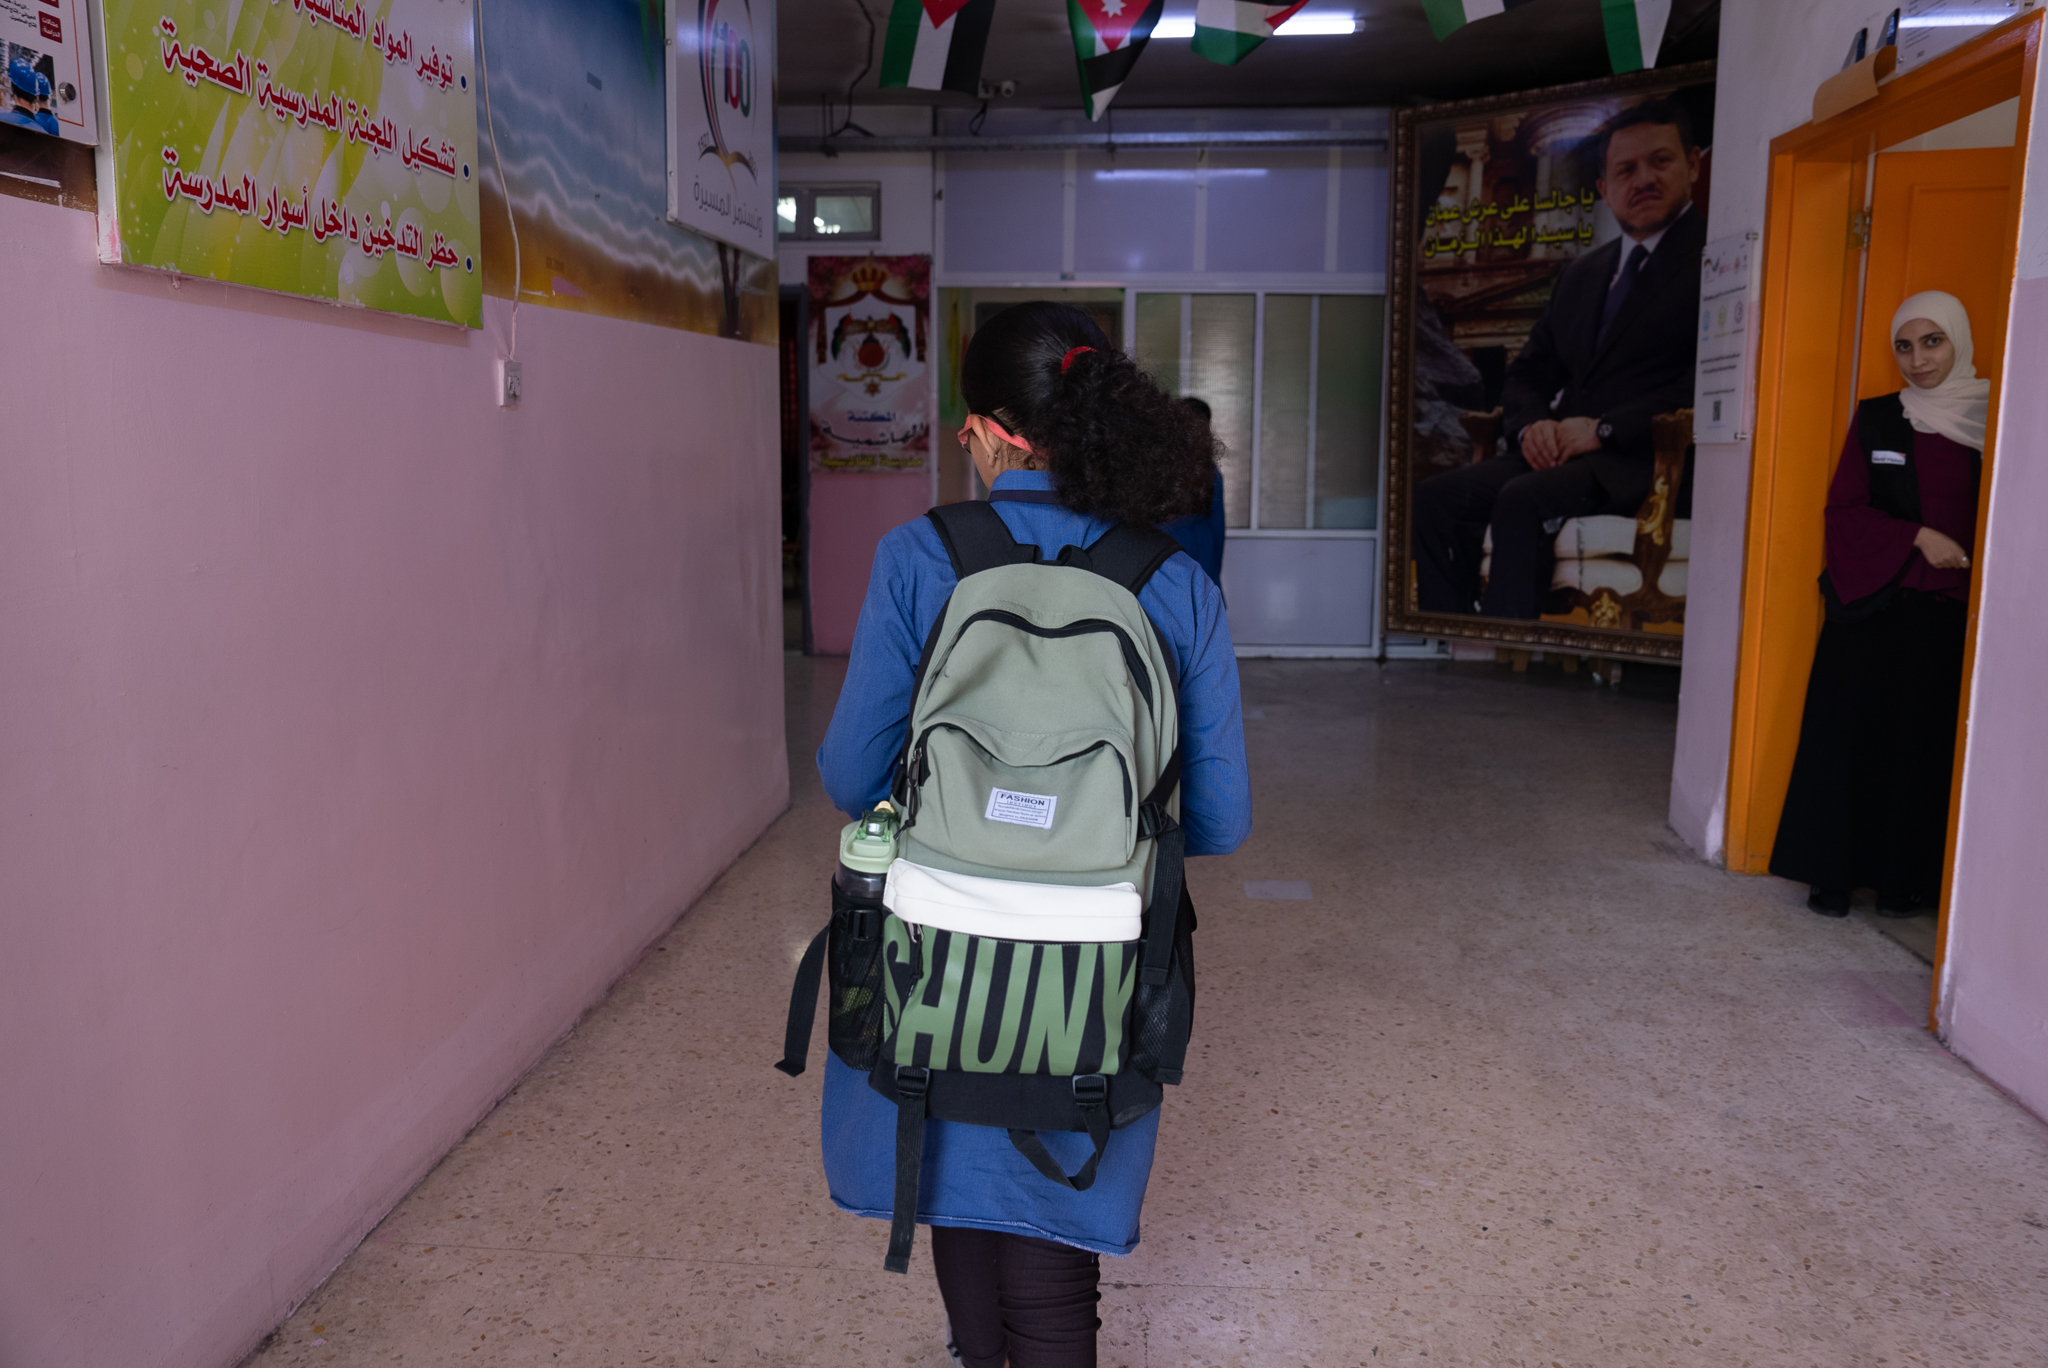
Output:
[1940, 276, 2048, 1114]
[0, 195, 787, 1368]
[807, 471, 934, 654]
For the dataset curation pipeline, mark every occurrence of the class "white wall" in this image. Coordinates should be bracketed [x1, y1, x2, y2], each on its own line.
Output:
[1669, 0, 1884, 860]
[933, 108, 1388, 286]
[0, 194, 786, 1368]
[776, 105, 937, 279]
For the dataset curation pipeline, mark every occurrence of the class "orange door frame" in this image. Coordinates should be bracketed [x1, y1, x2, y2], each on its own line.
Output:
[1725, 15, 2041, 1028]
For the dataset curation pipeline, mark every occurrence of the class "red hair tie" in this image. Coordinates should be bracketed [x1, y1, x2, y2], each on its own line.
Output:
[1061, 345, 1096, 373]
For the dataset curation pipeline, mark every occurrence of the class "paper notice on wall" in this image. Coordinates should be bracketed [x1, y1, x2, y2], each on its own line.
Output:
[0, 0, 96, 144]
[1892, 0, 2037, 74]
[1695, 231, 1759, 444]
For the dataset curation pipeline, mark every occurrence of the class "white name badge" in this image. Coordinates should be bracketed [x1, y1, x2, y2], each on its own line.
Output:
[986, 788, 1057, 829]
[1872, 450, 1908, 466]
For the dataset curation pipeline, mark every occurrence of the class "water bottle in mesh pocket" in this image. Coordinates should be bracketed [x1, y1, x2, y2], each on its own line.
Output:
[826, 879, 890, 1069]
[775, 805, 899, 1079]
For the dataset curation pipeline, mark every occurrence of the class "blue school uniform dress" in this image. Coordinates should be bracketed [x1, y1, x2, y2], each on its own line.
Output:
[1158, 467, 1228, 588]
[815, 470, 1253, 1256]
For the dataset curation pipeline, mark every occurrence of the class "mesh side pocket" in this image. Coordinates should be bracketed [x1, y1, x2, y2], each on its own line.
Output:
[827, 882, 890, 1071]
[1128, 889, 1196, 1085]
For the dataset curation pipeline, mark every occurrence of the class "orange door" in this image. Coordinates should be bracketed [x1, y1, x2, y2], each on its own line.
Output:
[1728, 147, 2010, 875]
[1859, 148, 2013, 399]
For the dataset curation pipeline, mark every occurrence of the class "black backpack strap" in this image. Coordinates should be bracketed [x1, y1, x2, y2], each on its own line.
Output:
[1056, 522, 1184, 596]
[772, 924, 831, 1077]
[1138, 819, 1185, 988]
[1133, 741, 1184, 990]
[1005, 1074, 1113, 1191]
[883, 1065, 930, 1274]
[926, 501, 1040, 579]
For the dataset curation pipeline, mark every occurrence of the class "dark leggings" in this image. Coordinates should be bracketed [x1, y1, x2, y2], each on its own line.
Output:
[930, 1225, 1101, 1368]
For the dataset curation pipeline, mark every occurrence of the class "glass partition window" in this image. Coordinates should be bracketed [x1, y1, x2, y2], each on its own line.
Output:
[1189, 294, 1257, 528]
[1314, 296, 1384, 529]
[776, 183, 881, 241]
[1135, 292, 1383, 531]
[812, 193, 876, 237]
[1260, 296, 1313, 529]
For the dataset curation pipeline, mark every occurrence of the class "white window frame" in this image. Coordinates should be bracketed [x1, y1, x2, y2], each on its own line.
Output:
[778, 181, 883, 242]
[1119, 286, 1386, 543]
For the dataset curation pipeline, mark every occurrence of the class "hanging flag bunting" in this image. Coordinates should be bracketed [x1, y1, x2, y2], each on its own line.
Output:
[880, 0, 999, 95]
[1420, 0, 1540, 42]
[1191, 0, 1310, 65]
[1600, 0, 1671, 72]
[1068, 0, 1167, 120]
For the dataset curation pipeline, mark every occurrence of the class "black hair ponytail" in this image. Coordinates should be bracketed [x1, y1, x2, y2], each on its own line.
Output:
[960, 301, 1217, 525]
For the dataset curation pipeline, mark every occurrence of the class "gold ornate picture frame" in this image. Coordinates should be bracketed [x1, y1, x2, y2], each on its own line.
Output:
[1383, 61, 1717, 662]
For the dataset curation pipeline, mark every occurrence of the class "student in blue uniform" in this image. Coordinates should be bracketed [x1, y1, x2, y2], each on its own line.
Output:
[817, 302, 1252, 1367]
[1158, 397, 1228, 588]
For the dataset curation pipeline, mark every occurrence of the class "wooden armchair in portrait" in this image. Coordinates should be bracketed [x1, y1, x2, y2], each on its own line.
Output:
[1460, 408, 1693, 638]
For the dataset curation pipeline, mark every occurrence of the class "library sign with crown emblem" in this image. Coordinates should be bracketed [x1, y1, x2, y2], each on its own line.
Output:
[808, 255, 932, 472]
[668, 0, 776, 255]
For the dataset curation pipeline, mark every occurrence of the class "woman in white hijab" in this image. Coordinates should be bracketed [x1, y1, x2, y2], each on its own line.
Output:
[1772, 290, 1989, 919]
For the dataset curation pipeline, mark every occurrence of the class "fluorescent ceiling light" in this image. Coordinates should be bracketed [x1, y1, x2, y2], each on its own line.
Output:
[1152, 13, 1355, 38]
[1275, 14, 1358, 34]
[1900, 10, 2019, 25]
[1094, 167, 1270, 179]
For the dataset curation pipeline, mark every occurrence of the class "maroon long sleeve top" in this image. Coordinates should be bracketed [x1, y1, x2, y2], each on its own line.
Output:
[1825, 425, 1980, 605]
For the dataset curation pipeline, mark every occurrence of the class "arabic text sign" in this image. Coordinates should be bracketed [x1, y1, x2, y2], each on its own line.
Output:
[1419, 186, 1607, 259]
[100, 0, 483, 328]
[667, 0, 775, 255]
[1694, 231, 1758, 443]
[809, 255, 930, 472]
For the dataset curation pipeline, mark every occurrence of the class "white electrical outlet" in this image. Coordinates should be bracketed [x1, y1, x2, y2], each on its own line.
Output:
[497, 358, 523, 407]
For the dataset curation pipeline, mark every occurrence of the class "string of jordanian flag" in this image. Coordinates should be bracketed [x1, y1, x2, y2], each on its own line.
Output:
[1424, 0, 1670, 73]
[881, 0, 1673, 121]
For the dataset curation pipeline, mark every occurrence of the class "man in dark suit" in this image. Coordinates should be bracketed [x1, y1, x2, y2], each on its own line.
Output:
[1414, 99, 1705, 619]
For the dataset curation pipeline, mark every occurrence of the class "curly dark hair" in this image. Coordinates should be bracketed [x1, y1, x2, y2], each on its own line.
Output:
[960, 302, 1218, 525]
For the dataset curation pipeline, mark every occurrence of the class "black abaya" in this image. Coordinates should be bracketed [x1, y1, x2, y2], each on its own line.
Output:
[1769, 591, 1967, 899]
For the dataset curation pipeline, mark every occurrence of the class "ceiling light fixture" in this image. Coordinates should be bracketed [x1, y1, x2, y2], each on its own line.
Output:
[1152, 13, 1357, 38]
[1273, 14, 1358, 35]
[1899, 7, 2024, 24]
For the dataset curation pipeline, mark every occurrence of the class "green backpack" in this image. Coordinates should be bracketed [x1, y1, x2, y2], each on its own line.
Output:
[778, 499, 1198, 1273]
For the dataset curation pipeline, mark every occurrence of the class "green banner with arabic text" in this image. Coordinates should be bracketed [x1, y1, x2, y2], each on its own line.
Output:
[101, 0, 483, 328]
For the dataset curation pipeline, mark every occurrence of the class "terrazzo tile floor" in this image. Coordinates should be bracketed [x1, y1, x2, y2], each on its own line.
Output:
[245, 657, 2048, 1368]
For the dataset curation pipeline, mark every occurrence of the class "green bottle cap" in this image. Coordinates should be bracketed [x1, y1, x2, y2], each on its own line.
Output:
[839, 801, 900, 874]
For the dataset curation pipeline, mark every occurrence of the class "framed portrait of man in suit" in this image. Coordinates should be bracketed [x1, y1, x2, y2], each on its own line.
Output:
[1384, 64, 1717, 662]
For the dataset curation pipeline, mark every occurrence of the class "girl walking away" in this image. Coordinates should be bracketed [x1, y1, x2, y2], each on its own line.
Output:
[806, 302, 1251, 1366]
